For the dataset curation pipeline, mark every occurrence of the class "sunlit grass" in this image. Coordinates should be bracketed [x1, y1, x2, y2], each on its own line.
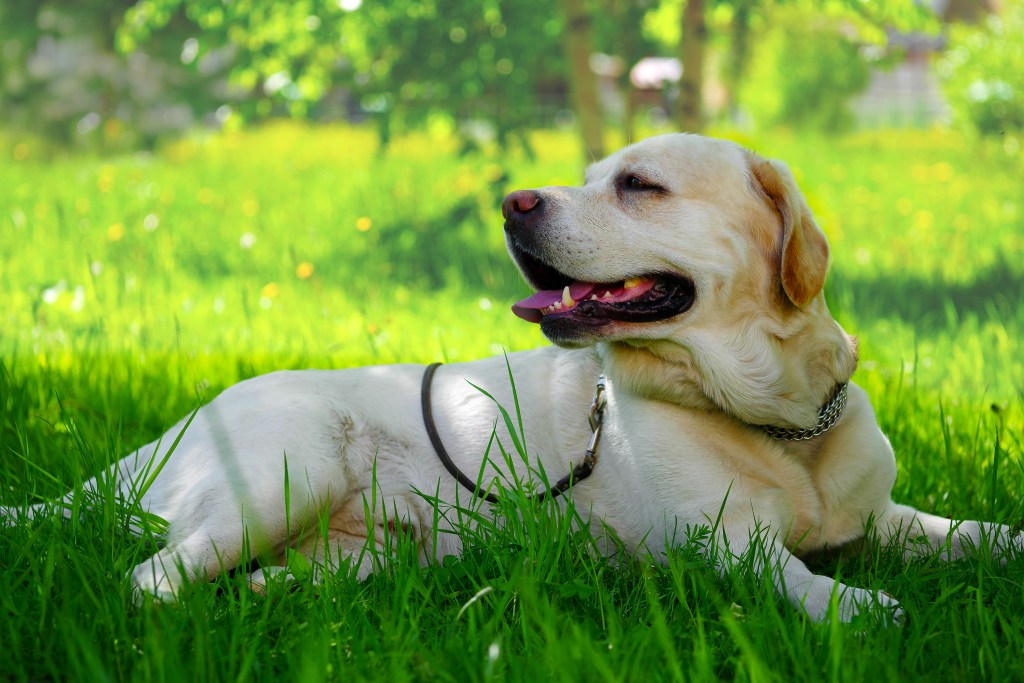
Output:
[1, 122, 1023, 681]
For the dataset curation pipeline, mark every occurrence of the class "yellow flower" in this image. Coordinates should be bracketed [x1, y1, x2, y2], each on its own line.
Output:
[98, 166, 116, 193]
[260, 282, 280, 298]
[107, 223, 125, 241]
[485, 164, 504, 182]
[12, 143, 29, 162]
[296, 262, 314, 279]
[912, 210, 934, 230]
[356, 216, 372, 232]
[933, 162, 955, 182]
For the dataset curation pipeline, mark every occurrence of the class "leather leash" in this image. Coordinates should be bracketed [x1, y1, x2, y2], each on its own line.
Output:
[420, 362, 603, 504]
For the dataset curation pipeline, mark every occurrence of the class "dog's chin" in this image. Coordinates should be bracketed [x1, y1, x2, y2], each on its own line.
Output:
[538, 301, 691, 347]
[539, 315, 612, 348]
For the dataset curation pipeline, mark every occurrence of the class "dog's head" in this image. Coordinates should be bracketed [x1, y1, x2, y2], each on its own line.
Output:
[503, 133, 855, 428]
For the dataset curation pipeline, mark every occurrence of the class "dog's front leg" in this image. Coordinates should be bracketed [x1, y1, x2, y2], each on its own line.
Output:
[876, 503, 1023, 562]
[712, 523, 902, 623]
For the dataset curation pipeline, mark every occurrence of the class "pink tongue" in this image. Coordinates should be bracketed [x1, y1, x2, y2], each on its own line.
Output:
[512, 282, 596, 323]
[511, 278, 658, 323]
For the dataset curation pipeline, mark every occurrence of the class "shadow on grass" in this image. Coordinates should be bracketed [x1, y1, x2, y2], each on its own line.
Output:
[828, 258, 1023, 329]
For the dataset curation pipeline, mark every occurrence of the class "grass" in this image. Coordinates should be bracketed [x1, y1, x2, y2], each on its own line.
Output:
[1, 122, 1023, 681]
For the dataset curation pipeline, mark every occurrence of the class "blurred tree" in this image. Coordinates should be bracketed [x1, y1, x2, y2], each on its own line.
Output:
[939, 1, 1024, 139]
[677, 0, 705, 131]
[563, 0, 605, 158]
[740, 7, 871, 132]
[119, 0, 575, 152]
[1, 0, 947, 150]
[0, 1, 229, 146]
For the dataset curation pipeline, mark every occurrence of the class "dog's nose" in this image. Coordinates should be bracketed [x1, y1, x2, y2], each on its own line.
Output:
[502, 190, 541, 220]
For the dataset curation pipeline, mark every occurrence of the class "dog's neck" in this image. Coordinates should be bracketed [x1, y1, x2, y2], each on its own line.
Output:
[596, 296, 858, 431]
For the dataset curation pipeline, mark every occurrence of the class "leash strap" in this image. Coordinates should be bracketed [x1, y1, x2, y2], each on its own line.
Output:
[420, 362, 600, 504]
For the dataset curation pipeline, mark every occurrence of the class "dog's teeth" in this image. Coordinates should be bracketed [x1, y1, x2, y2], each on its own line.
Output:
[553, 301, 562, 309]
[624, 277, 642, 289]
[590, 294, 598, 301]
[561, 286, 575, 308]
[604, 291, 612, 298]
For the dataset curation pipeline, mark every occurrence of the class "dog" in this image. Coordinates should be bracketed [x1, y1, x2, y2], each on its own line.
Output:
[5, 133, 1019, 622]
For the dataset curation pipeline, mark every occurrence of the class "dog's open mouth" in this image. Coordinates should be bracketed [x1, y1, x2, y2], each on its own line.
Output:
[511, 259, 695, 325]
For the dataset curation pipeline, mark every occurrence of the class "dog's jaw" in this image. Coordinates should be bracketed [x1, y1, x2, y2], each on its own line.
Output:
[596, 296, 858, 431]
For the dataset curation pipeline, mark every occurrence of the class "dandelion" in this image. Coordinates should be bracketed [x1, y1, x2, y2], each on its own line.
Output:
[242, 199, 260, 217]
[296, 262, 314, 279]
[260, 282, 280, 299]
[933, 162, 955, 182]
[90, 261, 102, 276]
[478, 297, 492, 310]
[107, 223, 125, 241]
[912, 210, 934, 231]
[12, 143, 29, 161]
[356, 216, 372, 232]
[855, 248, 871, 265]
[144, 214, 160, 231]
[485, 164, 504, 182]
[98, 166, 116, 193]
[240, 232, 256, 249]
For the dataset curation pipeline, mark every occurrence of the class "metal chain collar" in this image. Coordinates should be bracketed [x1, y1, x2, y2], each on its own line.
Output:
[584, 374, 608, 462]
[760, 382, 849, 442]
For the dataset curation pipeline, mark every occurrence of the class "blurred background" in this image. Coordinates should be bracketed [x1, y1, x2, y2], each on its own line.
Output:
[1, 0, 1020, 154]
[0, 0, 1021, 430]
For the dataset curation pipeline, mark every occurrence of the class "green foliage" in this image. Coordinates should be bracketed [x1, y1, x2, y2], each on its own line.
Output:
[939, 2, 1024, 140]
[740, 9, 871, 131]
[0, 2, 228, 146]
[2, 123, 1024, 680]
[118, 0, 571, 145]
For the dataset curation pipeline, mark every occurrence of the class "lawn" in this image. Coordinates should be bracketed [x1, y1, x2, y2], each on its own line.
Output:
[1, 123, 1023, 681]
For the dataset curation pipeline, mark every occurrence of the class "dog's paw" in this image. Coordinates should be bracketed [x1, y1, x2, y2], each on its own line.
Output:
[799, 579, 903, 626]
[835, 586, 904, 627]
[247, 566, 296, 595]
[0, 506, 22, 528]
[128, 558, 180, 606]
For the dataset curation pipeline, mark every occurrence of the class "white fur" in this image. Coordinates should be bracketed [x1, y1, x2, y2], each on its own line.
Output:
[6, 134, 1019, 621]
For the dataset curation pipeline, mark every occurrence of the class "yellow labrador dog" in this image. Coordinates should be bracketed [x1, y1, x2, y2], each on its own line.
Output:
[6, 134, 1018, 622]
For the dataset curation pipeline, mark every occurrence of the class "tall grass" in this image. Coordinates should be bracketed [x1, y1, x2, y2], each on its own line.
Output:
[1, 123, 1022, 681]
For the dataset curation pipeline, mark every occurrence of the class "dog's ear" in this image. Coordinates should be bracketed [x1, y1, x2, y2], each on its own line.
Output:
[749, 155, 830, 308]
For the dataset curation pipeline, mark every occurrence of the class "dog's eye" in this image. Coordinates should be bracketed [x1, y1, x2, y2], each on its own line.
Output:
[620, 174, 662, 192]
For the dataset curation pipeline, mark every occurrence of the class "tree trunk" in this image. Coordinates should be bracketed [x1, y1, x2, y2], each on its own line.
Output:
[612, 0, 639, 144]
[677, 0, 706, 133]
[725, 0, 752, 121]
[563, 0, 604, 160]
